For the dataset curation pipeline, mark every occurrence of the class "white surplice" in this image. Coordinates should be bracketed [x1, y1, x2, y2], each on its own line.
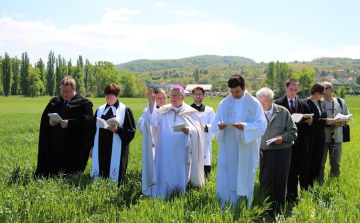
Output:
[149, 103, 205, 198]
[199, 106, 216, 166]
[213, 90, 266, 206]
[138, 103, 159, 196]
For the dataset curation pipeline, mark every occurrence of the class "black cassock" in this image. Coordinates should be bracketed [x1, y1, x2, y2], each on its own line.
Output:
[91, 100, 136, 184]
[35, 94, 93, 177]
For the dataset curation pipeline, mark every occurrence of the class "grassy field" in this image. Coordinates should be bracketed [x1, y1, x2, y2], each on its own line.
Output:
[0, 96, 359, 222]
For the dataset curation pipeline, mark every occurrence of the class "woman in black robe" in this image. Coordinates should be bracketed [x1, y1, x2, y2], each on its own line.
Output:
[91, 83, 136, 184]
[305, 83, 327, 187]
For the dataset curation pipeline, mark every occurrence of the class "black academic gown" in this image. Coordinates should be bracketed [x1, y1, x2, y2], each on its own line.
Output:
[274, 95, 311, 200]
[305, 99, 327, 186]
[91, 100, 136, 184]
[35, 94, 93, 177]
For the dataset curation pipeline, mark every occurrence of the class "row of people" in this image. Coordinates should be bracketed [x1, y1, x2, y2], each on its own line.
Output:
[34, 75, 350, 210]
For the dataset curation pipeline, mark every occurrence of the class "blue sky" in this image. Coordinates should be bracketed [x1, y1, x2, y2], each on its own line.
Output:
[1, 0, 359, 65]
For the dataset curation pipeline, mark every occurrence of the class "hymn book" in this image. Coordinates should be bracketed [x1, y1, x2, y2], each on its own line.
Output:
[48, 113, 62, 121]
[96, 117, 121, 129]
[291, 113, 314, 123]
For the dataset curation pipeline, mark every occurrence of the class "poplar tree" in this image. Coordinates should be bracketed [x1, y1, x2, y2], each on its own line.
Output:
[20, 52, 30, 96]
[36, 58, 45, 86]
[11, 57, 20, 95]
[46, 50, 56, 96]
[2, 53, 12, 96]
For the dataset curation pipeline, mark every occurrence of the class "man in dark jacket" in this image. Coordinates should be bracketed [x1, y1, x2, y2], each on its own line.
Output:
[35, 77, 93, 177]
[274, 78, 312, 202]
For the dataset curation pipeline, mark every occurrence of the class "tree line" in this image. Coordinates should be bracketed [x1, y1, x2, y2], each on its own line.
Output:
[0, 51, 147, 98]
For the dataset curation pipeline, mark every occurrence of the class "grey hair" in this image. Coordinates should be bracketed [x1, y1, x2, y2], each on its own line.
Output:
[256, 87, 274, 100]
[170, 88, 184, 96]
[322, 81, 332, 88]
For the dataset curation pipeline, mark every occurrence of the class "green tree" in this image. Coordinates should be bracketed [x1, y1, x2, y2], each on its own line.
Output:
[0, 56, 3, 95]
[122, 71, 137, 97]
[36, 58, 46, 93]
[46, 51, 56, 96]
[335, 86, 345, 98]
[136, 77, 148, 98]
[88, 61, 121, 97]
[293, 67, 316, 97]
[84, 59, 92, 93]
[275, 61, 293, 96]
[67, 59, 73, 77]
[2, 53, 12, 96]
[11, 57, 20, 95]
[193, 68, 199, 81]
[265, 62, 276, 90]
[74, 56, 84, 93]
[356, 76, 360, 85]
[28, 67, 45, 97]
[20, 52, 30, 96]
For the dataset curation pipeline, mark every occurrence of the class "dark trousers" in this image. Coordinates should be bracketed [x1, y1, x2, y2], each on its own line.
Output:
[308, 133, 325, 187]
[287, 141, 310, 200]
[204, 165, 211, 178]
[260, 147, 291, 205]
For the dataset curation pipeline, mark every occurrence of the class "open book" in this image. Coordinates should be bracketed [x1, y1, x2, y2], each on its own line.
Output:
[333, 113, 353, 122]
[96, 117, 121, 129]
[291, 113, 314, 123]
[172, 123, 185, 132]
[48, 113, 62, 121]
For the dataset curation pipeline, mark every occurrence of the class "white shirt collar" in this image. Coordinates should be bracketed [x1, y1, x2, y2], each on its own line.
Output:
[265, 104, 274, 116]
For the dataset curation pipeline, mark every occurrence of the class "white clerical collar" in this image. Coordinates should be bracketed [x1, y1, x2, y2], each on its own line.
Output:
[170, 104, 183, 112]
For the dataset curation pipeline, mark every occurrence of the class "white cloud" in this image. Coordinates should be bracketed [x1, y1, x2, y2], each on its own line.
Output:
[15, 13, 22, 17]
[0, 13, 250, 63]
[154, 2, 165, 8]
[286, 46, 360, 62]
[102, 8, 140, 22]
[172, 9, 202, 16]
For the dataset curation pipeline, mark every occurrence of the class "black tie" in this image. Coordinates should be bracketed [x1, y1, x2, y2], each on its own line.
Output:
[290, 99, 295, 114]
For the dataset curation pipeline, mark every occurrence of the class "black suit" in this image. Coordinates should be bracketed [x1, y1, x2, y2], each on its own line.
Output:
[305, 99, 327, 186]
[274, 95, 311, 200]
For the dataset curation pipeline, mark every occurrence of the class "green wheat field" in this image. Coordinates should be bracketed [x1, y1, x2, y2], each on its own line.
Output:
[0, 96, 359, 222]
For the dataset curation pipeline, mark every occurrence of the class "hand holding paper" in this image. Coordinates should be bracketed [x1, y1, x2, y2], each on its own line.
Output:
[173, 123, 185, 132]
[48, 113, 62, 122]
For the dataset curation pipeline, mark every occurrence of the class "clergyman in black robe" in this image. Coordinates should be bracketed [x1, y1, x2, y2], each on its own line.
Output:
[35, 77, 93, 177]
[91, 83, 136, 185]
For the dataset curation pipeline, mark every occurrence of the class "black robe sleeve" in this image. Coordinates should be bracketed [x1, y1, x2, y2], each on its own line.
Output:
[116, 107, 136, 146]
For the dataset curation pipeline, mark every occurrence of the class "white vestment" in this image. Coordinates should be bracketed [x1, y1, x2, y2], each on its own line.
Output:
[199, 106, 216, 165]
[138, 103, 160, 196]
[213, 90, 266, 206]
[149, 103, 205, 198]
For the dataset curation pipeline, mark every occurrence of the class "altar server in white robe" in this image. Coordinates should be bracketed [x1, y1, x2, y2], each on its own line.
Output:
[190, 86, 216, 177]
[213, 74, 267, 207]
[146, 85, 205, 198]
[138, 88, 167, 196]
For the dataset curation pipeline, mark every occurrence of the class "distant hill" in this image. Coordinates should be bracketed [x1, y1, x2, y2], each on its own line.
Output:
[115, 55, 256, 72]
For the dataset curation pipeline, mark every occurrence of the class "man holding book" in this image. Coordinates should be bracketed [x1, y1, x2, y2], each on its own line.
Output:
[35, 77, 93, 177]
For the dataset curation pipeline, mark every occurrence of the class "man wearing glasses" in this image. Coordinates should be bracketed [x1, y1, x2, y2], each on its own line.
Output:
[319, 82, 350, 181]
[145, 85, 205, 198]
[191, 86, 216, 177]
[35, 77, 93, 178]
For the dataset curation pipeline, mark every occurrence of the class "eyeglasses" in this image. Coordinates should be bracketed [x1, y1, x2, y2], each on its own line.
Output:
[193, 93, 203, 96]
[62, 89, 74, 94]
[325, 86, 332, 90]
[170, 95, 182, 98]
